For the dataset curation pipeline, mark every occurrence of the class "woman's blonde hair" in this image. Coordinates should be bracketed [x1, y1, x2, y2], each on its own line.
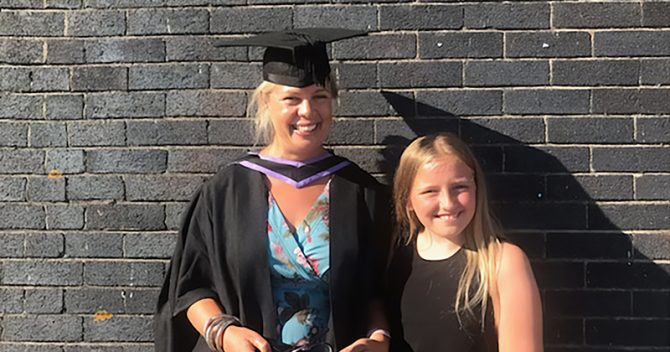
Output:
[247, 76, 339, 146]
[393, 132, 502, 327]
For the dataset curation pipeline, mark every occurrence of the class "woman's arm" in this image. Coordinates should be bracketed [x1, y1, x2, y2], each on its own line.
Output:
[494, 242, 543, 352]
[187, 298, 271, 352]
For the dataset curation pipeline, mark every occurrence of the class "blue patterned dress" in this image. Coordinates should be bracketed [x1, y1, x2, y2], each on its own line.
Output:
[267, 182, 331, 347]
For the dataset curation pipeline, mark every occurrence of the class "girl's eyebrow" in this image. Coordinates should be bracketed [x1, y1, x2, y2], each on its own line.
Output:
[454, 177, 475, 182]
[451, 178, 475, 185]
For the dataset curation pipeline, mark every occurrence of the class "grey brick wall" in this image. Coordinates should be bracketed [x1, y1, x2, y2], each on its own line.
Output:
[0, 1, 668, 351]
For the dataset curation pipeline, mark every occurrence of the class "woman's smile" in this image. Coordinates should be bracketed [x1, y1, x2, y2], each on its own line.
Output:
[263, 84, 334, 160]
[292, 122, 320, 135]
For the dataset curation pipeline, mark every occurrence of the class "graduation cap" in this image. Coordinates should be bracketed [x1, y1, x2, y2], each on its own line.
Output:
[215, 28, 366, 87]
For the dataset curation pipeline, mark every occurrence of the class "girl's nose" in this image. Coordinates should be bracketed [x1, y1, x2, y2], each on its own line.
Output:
[439, 190, 458, 210]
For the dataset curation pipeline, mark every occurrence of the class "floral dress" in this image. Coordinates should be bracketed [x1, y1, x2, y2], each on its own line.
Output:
[267, 182, 331, 347]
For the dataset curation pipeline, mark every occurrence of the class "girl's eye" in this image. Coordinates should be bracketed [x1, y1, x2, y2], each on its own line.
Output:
[453, 184, 471, 192]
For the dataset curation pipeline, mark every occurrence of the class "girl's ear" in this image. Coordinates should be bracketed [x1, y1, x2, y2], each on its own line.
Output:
[405, 188, 414, 211]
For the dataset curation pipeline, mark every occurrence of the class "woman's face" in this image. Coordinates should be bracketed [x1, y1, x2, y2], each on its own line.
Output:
[265, 83, 333, 159]
[408, 154, 477, 244]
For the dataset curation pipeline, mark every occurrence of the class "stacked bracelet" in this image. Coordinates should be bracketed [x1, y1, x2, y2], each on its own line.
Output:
[203, 313, 241, 352]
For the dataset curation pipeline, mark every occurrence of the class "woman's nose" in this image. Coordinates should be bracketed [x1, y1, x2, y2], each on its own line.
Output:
[298, 99, 313, 117]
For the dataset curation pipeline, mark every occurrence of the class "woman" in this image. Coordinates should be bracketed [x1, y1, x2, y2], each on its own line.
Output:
[387, 133, 542, 352]
[154, 28, 391, 352]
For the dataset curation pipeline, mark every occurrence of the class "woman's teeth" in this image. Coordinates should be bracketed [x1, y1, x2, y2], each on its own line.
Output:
[295, 124, 317, 132]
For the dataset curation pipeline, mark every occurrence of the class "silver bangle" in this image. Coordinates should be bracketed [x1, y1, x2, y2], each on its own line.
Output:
[207, 318, 228, 351]
[203, 313, 241, 352]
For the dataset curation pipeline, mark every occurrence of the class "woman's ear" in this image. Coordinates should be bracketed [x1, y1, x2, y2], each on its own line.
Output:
[260, 91, 270, 107]
[261, 84, 275, 106]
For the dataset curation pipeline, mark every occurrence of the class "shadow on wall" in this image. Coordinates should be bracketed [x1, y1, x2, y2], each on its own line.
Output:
[378, 92, 670, 351]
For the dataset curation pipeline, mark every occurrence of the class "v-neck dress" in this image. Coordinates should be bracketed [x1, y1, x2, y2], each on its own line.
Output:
[267, 182, 331, 346]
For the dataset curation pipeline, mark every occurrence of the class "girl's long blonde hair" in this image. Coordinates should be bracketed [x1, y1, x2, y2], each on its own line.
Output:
[393, 132, 502, 327]
[247, 76, 339, 146]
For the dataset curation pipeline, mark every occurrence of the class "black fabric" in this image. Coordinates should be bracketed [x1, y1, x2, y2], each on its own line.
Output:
[154, 158, 391, 352]
[387, 243, 497, 352]
[214, 28, 366, 87]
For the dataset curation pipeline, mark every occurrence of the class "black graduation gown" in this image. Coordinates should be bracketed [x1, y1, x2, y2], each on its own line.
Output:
[154, 160, 391, 352]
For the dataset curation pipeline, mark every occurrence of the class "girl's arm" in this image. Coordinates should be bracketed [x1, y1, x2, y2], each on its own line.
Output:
[339, 299, 390, 352]
[494, 242, 543, 352]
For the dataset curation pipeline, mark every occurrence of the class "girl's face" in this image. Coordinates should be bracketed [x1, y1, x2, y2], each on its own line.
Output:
[408, 154, 477, 244]
[265, 84, 333, 159]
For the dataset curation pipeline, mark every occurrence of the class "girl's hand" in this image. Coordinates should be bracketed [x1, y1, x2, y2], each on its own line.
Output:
[339, 335, 389, 352]
[223, 325, 272, 352]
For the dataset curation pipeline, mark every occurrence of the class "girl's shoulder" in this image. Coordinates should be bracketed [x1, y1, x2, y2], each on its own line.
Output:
[498, 241, 528, 263]
[495, 241, 535, 290]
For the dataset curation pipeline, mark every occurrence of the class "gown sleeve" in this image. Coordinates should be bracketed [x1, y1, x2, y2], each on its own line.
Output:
[153, 183, 220, 352]
[370, 184, 393, 296]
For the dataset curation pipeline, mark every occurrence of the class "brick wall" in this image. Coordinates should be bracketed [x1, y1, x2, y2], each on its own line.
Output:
[0, 1, 668, 351]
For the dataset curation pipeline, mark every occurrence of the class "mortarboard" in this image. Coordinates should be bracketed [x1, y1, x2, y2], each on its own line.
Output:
[215, 28, 366, 87]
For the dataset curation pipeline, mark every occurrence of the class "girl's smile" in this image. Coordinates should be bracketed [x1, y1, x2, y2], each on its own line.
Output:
[408, 154, 477, 247]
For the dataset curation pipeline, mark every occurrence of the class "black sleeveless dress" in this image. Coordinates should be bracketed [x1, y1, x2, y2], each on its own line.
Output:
[387, 243, 498, 352]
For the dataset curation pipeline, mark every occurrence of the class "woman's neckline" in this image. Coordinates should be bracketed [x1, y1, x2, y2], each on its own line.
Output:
[255, 151, 332, 167]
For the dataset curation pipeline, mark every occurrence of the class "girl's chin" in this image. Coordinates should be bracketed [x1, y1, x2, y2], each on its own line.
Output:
[423, 226, 467, 241]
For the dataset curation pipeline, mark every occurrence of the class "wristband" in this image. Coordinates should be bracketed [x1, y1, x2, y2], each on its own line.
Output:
[368, 328, 391, 340]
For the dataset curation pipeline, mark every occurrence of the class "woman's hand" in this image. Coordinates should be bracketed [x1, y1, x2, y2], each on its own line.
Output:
[338, 333, 389, 352]
[222, 325, 272, 352]
[187, 298, 270, 351]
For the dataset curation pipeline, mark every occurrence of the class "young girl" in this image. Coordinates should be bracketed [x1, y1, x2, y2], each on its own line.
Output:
[387, 133, 543, 352]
